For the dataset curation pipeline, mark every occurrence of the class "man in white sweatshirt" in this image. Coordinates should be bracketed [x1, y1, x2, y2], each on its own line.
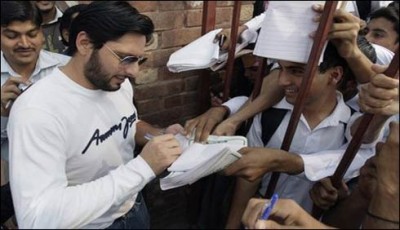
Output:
[8, 1, 182, 229]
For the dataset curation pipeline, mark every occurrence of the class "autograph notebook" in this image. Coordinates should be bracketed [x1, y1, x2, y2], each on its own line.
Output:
[160, 134, 247, 190]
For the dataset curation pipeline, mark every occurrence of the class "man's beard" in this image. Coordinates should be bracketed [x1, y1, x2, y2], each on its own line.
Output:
[84, 49, 119, 91]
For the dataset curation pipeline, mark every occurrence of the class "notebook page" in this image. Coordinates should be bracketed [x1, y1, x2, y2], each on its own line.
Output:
[160, 147, 241, 190]
[253, 1, 325, 64]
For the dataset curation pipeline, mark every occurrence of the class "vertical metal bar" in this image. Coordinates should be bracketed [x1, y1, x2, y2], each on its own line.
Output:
[312, 49, 399, 219]
[265, 1, 339, 198]
[201, 1, 217, 35]
[222, 1, 242, 102]
[332, 49, 399, 187]
[199, 1, 217, 113]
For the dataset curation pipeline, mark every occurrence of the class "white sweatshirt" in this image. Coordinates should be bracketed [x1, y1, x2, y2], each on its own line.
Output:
[8, 68, 155, 229]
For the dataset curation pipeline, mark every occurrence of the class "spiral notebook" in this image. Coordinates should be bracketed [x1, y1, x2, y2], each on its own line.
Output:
[159, 134, 247, 190]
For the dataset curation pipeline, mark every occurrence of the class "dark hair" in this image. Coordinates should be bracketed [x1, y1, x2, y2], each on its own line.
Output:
[1, 1, 42, 27]
[58, 4, 88, 46]
[320, 37, 376, 100]
[369, 5, 399, 43]
[66, 1, 154, 56]
[319, 36, 377, 71]
[388, 1, 399, 11]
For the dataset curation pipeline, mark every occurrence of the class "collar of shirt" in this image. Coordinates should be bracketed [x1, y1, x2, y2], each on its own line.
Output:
[1, 50, 66, 78]
[272, 91, 352, 129]
[43, 7, 63, 25]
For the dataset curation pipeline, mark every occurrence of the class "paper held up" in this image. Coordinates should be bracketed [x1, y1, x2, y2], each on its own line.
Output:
[253, 1, 326, 64]
[167, 28, 258, 73]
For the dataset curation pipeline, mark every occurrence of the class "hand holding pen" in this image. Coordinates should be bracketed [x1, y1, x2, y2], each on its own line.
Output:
[260, 193, 279, 221]
[241, 195, 279, 229]
[242, 196, 331, 229]
[1, 76, 33, 116]
[140, 132, 182, 175]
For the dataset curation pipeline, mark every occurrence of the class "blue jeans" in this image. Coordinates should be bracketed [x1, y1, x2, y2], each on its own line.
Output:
[106, 193, 150, 229]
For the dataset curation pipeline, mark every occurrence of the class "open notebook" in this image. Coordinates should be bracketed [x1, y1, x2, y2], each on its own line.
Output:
[160, 134, 247, 190]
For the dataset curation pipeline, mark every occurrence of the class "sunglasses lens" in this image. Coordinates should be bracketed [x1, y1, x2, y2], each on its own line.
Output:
[121, 56, 147, 65]
[122, 56, 138, 65]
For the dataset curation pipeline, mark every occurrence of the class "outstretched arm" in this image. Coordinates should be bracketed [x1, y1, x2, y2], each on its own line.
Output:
[213, 69, 284, 136]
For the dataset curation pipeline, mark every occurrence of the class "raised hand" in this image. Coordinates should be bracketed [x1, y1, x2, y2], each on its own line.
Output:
[358, 64, 399, 116]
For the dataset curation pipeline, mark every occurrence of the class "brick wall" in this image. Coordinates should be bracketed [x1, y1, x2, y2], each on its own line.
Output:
[129, 1, 254, 127]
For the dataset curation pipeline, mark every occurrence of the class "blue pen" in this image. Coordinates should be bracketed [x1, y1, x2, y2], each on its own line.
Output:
[260, 193, 279, 220]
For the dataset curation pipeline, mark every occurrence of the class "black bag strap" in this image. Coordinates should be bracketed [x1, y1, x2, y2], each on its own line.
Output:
[261, 105, 355, 146]
[261, 108, 288, 145]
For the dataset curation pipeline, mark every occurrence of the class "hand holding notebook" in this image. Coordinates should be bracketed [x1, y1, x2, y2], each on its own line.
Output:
[159, 133, 247, 190]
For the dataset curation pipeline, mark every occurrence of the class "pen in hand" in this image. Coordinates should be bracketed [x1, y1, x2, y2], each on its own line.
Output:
[260, 193, 279, 220]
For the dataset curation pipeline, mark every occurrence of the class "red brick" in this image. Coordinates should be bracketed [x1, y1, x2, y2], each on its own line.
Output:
[164, 79, 185, 95]
[135, 80, 184, 100]
[136, 68, 158, 85]
[186, 9, 202, 27]
[161, 27, 201, 48]
[240, 4, 254, 22]
[181, 92, 199, 105]
[216, 1, 234, 7]
[129, 1, 158, 12]
[135, 83, 167, 100]
[159, 1, 185, 11]
[141, 106, 184, 126]
[180, 103, 202, 120]
[184, 75, 201, 91]
[151, 48, 180, 68]
[164, 94, 183, 108]
[216, 7, 234, 25]
[136, 98, 164, 114]
[185, 1, 203, 9]
[145, 11, 185, 31]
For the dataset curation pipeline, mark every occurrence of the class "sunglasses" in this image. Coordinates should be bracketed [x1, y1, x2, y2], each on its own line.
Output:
[103, 44, 147, 66]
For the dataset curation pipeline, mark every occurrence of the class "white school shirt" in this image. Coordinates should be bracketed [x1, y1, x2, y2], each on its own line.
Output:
[247, 92, 352, 212]
[8, 68, 155, 229]
[1, 50, 70, 161]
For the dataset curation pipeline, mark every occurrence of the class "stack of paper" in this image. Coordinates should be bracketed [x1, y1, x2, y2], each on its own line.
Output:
[167, 29, 258, 73]
[160, 134, 247, 190]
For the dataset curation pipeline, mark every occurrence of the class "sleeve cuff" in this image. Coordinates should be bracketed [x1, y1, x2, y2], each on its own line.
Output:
[130, 155, 156, 180]
[222, 96, 248, 116]
[301, 146, 375, 181]
[244, 12, 266, 31]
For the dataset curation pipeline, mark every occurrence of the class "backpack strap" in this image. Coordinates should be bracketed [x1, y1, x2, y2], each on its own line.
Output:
[261, 108, 288, 146]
